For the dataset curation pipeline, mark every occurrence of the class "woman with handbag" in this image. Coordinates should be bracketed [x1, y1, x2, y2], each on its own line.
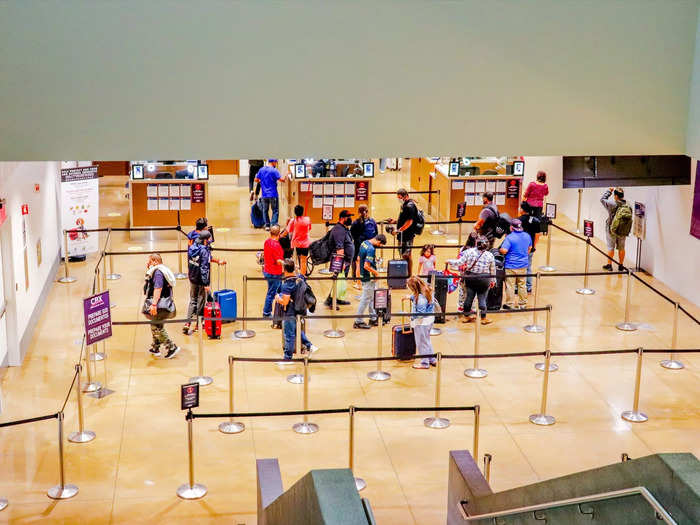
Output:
[143, 253, 180, 359]
[447, 235, 495, 325]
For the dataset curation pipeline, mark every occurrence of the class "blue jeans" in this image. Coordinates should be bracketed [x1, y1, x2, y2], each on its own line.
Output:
[283, 318, 311, 360]
[355, 280, 377, 324]
[526, 252, 533, 293]
[464, 282, 489, 319]
[263, 272, 281, 317]
[262, 197, 279, 227]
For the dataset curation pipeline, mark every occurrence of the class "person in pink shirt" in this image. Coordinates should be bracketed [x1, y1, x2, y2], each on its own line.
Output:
[283, 205, 312, 275]
[523, 171, 549, 216]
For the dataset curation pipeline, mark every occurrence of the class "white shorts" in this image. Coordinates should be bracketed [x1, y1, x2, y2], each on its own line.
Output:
[605, 229, 626, 251]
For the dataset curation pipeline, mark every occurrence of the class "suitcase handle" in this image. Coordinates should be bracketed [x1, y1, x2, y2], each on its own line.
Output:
[401, 296, 412, 333]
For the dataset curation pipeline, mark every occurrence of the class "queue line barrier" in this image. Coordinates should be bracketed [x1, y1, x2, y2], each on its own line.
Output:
[177, 403, 480, 498]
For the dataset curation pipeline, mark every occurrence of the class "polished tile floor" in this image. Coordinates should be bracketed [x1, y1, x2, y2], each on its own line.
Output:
[1, 168, 699, 524]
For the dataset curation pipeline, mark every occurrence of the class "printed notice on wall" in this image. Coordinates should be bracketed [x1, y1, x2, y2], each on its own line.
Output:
[180, 184, 191, 197]
[313, 183, 323, 195]
[158, 185, 169, 197]
[60, 165, 99, 257]
[300, 182, 310, 192]
[181, 198, 191, 210]
[147, 184, 158, 197]
[169, 198, 180, 210]
[485, 181, 496, 192]
[475, 181, 486, 193]
[323, 195, 333, 206]
[334, 182, 344, 194]
[345, 195, 355, 208]
[324, 183, 334, 195]
[495, 193, 506, 205]
[345, 182, 355, 194]
[452, 181, 464, 190]
[169, 185, 180, 197]
[465, 181, 476, 193]
[334, 195, 344, 207]
[147, 197, 158, 211]
[312, 196, 323, 208]
[158, 197, 169, 210]
[496, 180, 506, 193]
[465, 193, 476, 206]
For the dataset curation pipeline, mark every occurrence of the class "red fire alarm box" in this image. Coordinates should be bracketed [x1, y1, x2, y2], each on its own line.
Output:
[21, 204, 29, 215]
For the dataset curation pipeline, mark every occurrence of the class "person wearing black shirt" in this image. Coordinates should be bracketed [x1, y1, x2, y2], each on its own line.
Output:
[324, 210, 355, 307]
[387, 188, 418, 275]
[518, 202, 541, 294]
[248, 159, 265, 193]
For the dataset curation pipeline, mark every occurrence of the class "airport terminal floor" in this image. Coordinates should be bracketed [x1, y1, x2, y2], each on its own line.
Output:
[1, 167, 699, 524]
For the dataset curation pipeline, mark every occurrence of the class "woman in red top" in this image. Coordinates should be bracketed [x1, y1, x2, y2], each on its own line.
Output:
[282, 205, 312, 275]
[523, 171, 549, 216]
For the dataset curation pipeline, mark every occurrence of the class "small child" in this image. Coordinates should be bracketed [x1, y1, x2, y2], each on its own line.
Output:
[417, 244, 437, 276]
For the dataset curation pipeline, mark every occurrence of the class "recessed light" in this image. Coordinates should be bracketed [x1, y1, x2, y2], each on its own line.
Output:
[127, 246, 143, 251]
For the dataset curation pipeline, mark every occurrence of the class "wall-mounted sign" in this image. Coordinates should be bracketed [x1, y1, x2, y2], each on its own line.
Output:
[633, 201, 646, 240]
[506, 179, 520, 199]
[180, 382, 199, 410]
[294, 163, 306, 179]
[322, 204, 333, 221]
[448, 162, 460, 177]
[83, 290, 112, 346]
[21, 204, 29, 215]
[363, 162, 374, 178]
[60, 166, 99, 257]
[373, 288, 389, 311]
[191, 183, 205, 203]
[131, 164, 144, 180]
[456, 202, 466, 219]
[545, 202, 557, 219]
[583, 219, 594, 237]
[355, 181, 368, 201]
[197, 164, 209, 180]
[513, 161, 525, 175]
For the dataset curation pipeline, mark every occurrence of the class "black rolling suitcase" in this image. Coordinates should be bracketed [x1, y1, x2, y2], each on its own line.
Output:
[429, 271, 448, 324]
[486, 250, 505, 311]
[387, 232, 409, 289]
[392, 297, 416, 360]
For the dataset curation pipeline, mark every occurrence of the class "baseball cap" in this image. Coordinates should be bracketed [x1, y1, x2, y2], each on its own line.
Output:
[268, 159, 278, 163]
[339, 210, 354, 219]
[510, 218, 523, 231]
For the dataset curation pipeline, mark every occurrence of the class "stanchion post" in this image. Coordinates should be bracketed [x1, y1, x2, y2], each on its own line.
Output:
[293, 354, 319, 434]
[483, 453, 492, 483]
[234, 275, 255, 339]
[576, 239, 595, 295]
[58, 230, 76, 283]
[473, 405, 480, 462]
[177, 410, 207, 499]
[324, 274, 344, 338]
[175, 230, 187, 280]
[349, 406, 366, 491]
[424, 352, 450, 429]
[622, 348, 648, 422]
[68, 364, 96, 443]
[524, 272, 544, 333]
[106, 228, 121, 280]
[219, 356, 245, 434]
[89, 339, 115, 398]
[429, 273, 441, 336]
[431, 190, 445, 235]
[83, 344, 102, 392]
[47, 412, 79, 499]
[465, 302, 487, 378]
[189, 316, 213, 386]
[616, 269, 638, 331]
[660, 302, 684, 370]
[535, 306, 558, 372]
[0, 498, 6, 511]
[101, 252, 108, 294]
[367, 316, 390, 381]
[576, 188, 583, 233]
[457, 218, 463, 248]
[529, 350, 556, 426]
[539, 224, 555, 272]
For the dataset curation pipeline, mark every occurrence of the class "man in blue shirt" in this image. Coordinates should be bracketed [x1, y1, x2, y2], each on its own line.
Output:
[254, 159, 284, 230]
[274, 259, 317, 360]
[499, 219, 532, 309]
[353, 234, 387, 329]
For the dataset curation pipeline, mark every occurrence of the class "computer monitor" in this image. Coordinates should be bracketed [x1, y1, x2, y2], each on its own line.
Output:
[294, 163, 306, 179]
[448, 161, 460, 177]
[197, 164, 209, 180]
[513, 161, 525, 175]
[131, 164, 144, 180]
[363, 162, 374, 178]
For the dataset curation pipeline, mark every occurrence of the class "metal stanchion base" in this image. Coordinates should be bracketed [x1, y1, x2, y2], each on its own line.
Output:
[431, 229, 446, 236]
[287, 374, 304, 384]
[538, 266, 556, 273]
[82, 381, 102, 393]
[615, 322, 638, 332]
[58, 276, 77, 284]
[233, 329, 256, 339]
[660, 359, 684, 370]
[68, 430, 96, 443]
[89, 352, 104, 361]
[424, 416, 450, 429]
[47, 484, 79, 500]
[367, 370, 391, 381]
[535, 362, 559, 372]
[576, 288, 596, 295]
[323, 329, 345, 338]
[523, 324, 545, 333]
[464, 368, 488, 379]
[0, 499, 6, 511]
[174, 273, 188, 280]
[430, 327, 442, 336]
[87, 387, 115, 399]
[106, 273, 121, 280]
[176, 483, 207, 500]
[354, 477, 367, 492]
[621, 410, 648, 423]
[318, 268, 331, 275]
[529, 414, 555, 426]
[188, 376, 213, 386]
[292, 422, 319, 434]
[218, 421, 245, 434]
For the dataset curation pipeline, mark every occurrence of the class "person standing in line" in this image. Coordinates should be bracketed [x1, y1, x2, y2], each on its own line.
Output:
[282, 204, 312, 276]
[499, 219, 532, 309]
[183, 230, 226, 335]
[187, 217, 208, 245]
[451, 231, 478, 311]
[387, 188, 419, 276]
[274, 259, 318, 361]
[417, 244, 437, 276]
[353, 234, 387, 329]
[144, 253, 180, 359]
[325, 210, 355, 307]
[262, 225, 285, 318]
[523, 171, 549, 216]
[518, 202, 541, 294]
[447, 235, 495, 324]
[406, 276, 436, 369]
[350, 204, 378, 287]
[473, 192, 499, 249]
[254, 159, 284, 230]
[248, 159, 265, 193]
[601, 187, 632, 271]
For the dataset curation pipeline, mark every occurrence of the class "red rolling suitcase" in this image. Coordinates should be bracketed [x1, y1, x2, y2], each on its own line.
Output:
[204, 299, 222, 339]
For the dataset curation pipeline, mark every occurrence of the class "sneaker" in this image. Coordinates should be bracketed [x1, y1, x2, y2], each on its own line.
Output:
[412, 362, 430, 369]
[353, 322, 371, 330]
[182, 324, 190, 335]
[617, 264, 625, 271]
[461, 315, 476, 323]
[430, 358, 437, 367]
[265, 226, 270, 231]
[163, 346, 181, 359]
[501, 304, 513, 310]
[308, 344, 319, 353]
[149, 347, 161, 357]
[481, 318, 493, 325]
[336, 299, 351, 306]
[369, 319, 379, 327]
[324, 297, 333, 307]
[602, 264, 613, 271]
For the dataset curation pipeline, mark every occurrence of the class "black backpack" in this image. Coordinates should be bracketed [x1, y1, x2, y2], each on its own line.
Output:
[309, 230, 333, 264]
[293, 277, 317, 315]
[406, 199, 425, 235]
[483, 205, 511, 239]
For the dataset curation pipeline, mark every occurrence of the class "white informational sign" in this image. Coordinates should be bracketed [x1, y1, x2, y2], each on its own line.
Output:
[169, 198, 180, 210]
[323, 195, 333, 205]
[147, 197, 158, 211]
[180, 184, 192, 197]
[146, 184, 158, 197]
[60, 166, 99, 257]
[495, 193, 506, 205]
[324, 183, 334, 195]
[485, 181, 496, 192]
[181, 198, 192, 210]
[334, 195, 344, 207]
[345, 195, 355, 208]
[465, 181, 476, 193]
[158, 197, 169, 210]
[300, 182, 310, 192]
[312, 196, 323, 208]
[496, 181, 507, 192]
[344, 182, 355, 194]
[158, 185, 169, 197]
[475, 181, 486, 193]
[452, 181, 464, 190]
[465, 193, 476, 206]
[633, 201, 646, 240]
[334, 182, 344, 194]
[322, 204, 333, 221]
[313, 183, 323, 195]
[545, 202, 557, 219]
[169, 185, 180, 197]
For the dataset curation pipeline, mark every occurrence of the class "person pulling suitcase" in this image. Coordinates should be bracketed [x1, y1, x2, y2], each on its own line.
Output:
[183, 230, 226, 335]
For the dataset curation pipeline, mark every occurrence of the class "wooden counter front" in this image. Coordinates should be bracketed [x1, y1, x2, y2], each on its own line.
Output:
[130, 180, 208, 228]
[288, 177, 372, 223]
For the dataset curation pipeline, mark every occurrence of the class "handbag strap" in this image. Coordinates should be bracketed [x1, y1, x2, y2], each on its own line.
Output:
[467, 251, 485, 272]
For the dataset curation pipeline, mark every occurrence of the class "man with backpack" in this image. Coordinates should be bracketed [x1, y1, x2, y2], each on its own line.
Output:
[324, 210, 355, 307]
[474, 192, 499, 249]
[183, 230, 226, 335]
[350, 204, 378, 283]
[353, 234, 387, 329]
[274, 259, 319, 360]
[601, 187, 632, 271]
[387, 188, 424, 276]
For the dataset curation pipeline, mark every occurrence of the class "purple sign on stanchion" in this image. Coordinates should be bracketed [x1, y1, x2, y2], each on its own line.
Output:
[83, 291, 112, 345]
